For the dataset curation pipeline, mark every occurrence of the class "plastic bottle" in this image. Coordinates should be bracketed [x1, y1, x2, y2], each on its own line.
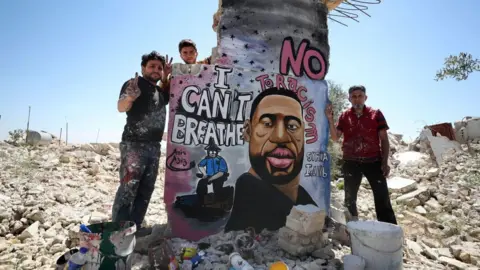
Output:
[79, 224, 92, 233]
[67, 247, 88, 269]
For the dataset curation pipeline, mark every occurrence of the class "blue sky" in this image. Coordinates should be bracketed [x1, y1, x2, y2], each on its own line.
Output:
[1, 0, 479, 144]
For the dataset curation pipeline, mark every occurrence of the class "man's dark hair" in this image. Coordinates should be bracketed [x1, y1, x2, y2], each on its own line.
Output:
[141, 51, 165, 67]
[348, 85, 366, 94]
[178, 39, 197, 52]
[249, 87, 303, 120]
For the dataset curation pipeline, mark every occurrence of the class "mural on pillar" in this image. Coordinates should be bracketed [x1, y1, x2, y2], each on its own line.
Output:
[165, 0, 331, 241]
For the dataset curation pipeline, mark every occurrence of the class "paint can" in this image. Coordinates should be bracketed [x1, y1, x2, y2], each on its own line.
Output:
[229, 252, 254, 270]
[77, 221, 136, 270]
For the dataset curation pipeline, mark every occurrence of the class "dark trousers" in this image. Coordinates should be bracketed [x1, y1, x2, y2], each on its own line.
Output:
[112, 141, 160, 229]
[196, 175, 227, 200]
[343, 160, 397, 225]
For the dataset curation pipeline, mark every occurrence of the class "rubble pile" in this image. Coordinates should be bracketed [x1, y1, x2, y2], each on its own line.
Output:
[0, 129, 479, 269]
[331, 132, 480, 269]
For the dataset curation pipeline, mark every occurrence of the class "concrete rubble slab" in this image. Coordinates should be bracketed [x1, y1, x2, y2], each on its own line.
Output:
[387, 176, 418, 194]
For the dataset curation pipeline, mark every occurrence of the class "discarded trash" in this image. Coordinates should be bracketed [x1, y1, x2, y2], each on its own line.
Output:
[55, 249, 79, 270]
[67, 247, 88, 269]
[234, 227, 257, 258]
[269, 261, 289, 270]
[78, 221, 136, 269]
[148, 238, 179, 270]
[80, 224, 92, 233]
[229, 252, 254, 270]
[181, 260, 193, 270]
[215, 243, 234, 254]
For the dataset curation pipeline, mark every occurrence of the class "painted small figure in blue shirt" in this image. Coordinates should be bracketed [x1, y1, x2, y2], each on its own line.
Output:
[196, 138, 229, 203]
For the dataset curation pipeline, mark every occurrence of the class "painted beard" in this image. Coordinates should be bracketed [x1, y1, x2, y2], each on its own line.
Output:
[249, 146, 304, 185]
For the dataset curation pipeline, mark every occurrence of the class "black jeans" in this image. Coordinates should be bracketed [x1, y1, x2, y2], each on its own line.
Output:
[112, 141, 160, 229]
[343, 160, 397, 224]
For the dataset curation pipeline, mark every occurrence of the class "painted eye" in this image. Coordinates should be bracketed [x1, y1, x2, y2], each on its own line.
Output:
[287, 124, 298, 131]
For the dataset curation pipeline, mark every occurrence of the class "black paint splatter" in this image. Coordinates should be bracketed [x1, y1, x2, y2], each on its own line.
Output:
[203, 66, 208, 71]
[222, 53, 227, 57]
[249, 60, 254, 65]
[250, 79, 254, 83]
[221, 25, 227, 30]
[179, 80, 183, 84]
[254, 30, 259, 34]
[206, 83, 211, 87]
[233, 60, 239, 64]
[238, 73, 243, 77]
[235, 15, 240, 20]
[198, 74, 202, 78]
[230, 35, 235, 39]
[261, 68, 265, 72]
[244, 44, 249, 49]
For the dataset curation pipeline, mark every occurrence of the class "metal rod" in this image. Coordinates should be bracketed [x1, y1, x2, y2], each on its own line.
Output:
[66, 122, 69, 145]
[26, 106, 31, 143]
[59, 128, 63, 145]
[96, 129, 100, 143]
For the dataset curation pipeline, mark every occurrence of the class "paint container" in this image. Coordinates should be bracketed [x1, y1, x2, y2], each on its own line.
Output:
[269, 261, 289, 270]
[77, 221, 136, 270]
[56, 249, 79, 270]
[148, 238, 179, 270]
[229, 252, 254, 270]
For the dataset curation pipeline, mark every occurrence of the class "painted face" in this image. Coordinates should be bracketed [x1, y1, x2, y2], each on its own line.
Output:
[247, 95, 304, 185]
[141, 60, 163, 83]
[180, 46, 198, 64]
[349, 90, 367, 109]
[208, 150, 217, 158]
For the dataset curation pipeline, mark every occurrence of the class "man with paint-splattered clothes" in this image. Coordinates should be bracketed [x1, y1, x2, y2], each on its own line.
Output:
[112, 51, 172, 236]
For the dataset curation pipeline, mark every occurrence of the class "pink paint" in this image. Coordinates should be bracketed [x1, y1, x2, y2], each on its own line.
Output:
[279, 37, 326, 80]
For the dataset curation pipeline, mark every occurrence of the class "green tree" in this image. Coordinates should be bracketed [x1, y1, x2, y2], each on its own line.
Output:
[435, 52, 480, 81]
[327, 80, 348, 180]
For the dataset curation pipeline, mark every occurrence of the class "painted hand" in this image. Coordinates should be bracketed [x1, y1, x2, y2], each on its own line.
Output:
[125, 72, 141, 100]
[381, 162, 390, 178]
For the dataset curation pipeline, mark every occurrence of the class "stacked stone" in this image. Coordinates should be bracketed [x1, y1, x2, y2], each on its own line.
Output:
[278, 205, 326, 256]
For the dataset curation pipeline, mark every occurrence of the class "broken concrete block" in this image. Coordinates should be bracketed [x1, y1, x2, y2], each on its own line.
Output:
[18, 221, 40, 241]
[387, 176, 418, 194]
[285, 204, 325, 236]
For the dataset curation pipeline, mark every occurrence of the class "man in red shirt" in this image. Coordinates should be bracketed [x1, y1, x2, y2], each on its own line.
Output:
[325, 85, 397, 224]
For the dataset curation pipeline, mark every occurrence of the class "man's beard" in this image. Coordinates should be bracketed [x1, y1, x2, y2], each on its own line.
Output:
[144, 73, 161, 83]
[352, 104, 364, 109]
[249, 147, 304, 185]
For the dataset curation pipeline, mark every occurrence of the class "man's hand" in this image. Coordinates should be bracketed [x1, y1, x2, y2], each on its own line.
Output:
[125, 72, 141, 100]
[162, 55, 173, 82]
[381, 162, 390, 177]
[325, 103, 334, 122]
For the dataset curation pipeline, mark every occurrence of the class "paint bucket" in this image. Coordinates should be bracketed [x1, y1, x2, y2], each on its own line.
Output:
[342, 254, 365, 270]
[269, 261, 289, 270]
[77, 221, 136, 270]
[55, 248, 79, 270]
[346, 221, 404, 270]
